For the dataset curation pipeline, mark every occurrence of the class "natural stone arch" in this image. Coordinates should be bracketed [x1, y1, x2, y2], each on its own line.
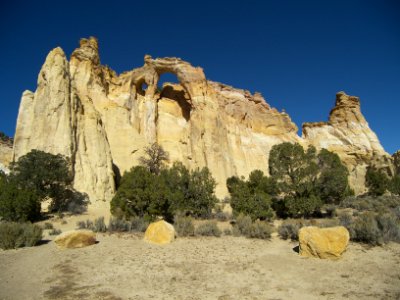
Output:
[131, 55, 207, 107]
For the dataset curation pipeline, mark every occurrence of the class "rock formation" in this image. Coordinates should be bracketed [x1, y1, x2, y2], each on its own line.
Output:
[54, 230, 97, 249]
[393, 151, 400, 175]
[303, 92, 393, 194]
[0, 139, 13, 174]
[299, 226, 350, 259]
[12, 37, 393, 206]
[144, 220, 176, 245]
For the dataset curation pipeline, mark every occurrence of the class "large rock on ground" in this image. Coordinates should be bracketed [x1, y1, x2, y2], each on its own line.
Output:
[299, 226, 350, 259]
[144, 220, 175, 245]
[54, 230, 96, 249]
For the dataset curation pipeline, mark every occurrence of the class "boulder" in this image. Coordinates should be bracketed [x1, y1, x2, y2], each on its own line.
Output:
[299, 226, 350, 259]
[54, 230, 96, 249]
[144, 220, 175, 245]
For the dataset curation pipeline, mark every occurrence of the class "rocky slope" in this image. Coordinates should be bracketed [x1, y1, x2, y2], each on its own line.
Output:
[12, 37, 393, 204]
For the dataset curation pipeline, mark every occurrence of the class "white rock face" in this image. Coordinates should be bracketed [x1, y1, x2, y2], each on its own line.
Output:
[12, 37, 392, 206]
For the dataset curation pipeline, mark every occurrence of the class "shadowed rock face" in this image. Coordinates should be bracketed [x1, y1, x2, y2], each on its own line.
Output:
[12, 37, 393, 205]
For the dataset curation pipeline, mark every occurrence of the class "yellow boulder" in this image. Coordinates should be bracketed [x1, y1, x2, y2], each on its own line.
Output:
[54, 230, 96, 249]
[299, 226, 350, 259]
[144, 220, 175, 245]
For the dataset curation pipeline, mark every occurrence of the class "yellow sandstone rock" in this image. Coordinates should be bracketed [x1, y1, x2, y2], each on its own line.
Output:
[54, 230, 96, 249]
[144, 220, 175, 245]
[299, 226, 350, 259]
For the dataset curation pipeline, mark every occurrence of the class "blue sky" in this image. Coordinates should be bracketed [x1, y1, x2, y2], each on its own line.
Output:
[1, 0, 399, 153]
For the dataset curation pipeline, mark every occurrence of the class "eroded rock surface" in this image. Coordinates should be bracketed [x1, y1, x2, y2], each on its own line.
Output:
[303, 92, 393, 194]
[144, 220, 175, 245]
[54, 230, 96, 249]
[299, 226, 350, 259]
[12, 37, 392, 206]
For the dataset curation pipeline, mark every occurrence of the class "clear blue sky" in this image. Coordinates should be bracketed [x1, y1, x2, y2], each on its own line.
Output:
[1, 0, 399, 153]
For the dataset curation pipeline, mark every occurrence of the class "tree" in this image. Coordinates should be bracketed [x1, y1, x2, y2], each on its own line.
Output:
[316, 149, 353, 203]
[9, 150, 87, 213]
[0, 173, 41, 222]
[366, 167, 389, 196]
[269, 143, 318, 198]
[111, 162, 218, 220]
[139, 143, 169, 175]
[227, 170, 276, 220]
[389, 175, 400, 195]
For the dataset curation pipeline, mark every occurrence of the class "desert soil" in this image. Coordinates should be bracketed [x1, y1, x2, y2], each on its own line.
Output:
[1, 215, 400, 300]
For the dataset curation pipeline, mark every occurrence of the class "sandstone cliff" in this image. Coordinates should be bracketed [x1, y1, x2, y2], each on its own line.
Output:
[13, 37, 392, 204]
[303, 92, 393, 194]
[0, 139, 13, 174]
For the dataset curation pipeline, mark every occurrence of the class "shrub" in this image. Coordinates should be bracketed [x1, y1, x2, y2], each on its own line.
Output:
[195, 221, 221, 237]
[247, 220, 273, 239]
[340, 195, 400, 213]
[76, 219, 94, 230]
[129, 216, 148, 232]
[0, 222, 43, 250]
[277, 219, 309, 241]
[352, 212, 382, 245]
[232, 214, 273, 239]
[376, 213, 400, 243]
[366, 167, 389, 196]
[228, 171, 276, 221]
[283, 195, 323, 218]
[94, 217, 107, 232]
[108, 217, 130, 232]
[233, 214, 253, 237]
[49, 228, 62, 235]
[0, 177, 41, 222]
[111, 163, 218, 221]
[174, 215, 195, 237]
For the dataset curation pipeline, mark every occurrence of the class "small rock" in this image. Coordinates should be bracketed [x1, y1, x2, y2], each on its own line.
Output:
[299, 226, 350, 259]
[144, 220, 175, 245]
[54, 230, 96, 249]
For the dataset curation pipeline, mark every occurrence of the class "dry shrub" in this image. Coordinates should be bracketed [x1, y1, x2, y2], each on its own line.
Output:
[195, 221, 221, 237]
[0, 222, 42, 250]
[174, 215, 195, 237]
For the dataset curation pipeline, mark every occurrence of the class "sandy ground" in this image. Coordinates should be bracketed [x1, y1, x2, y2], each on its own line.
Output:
[1, 215, 400, 300]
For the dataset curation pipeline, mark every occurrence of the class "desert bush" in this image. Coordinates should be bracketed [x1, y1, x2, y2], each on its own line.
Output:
[44, 222, 54, 230]
[341, 195, 400, 213]
[49, 228, 62, 235]
[129, 216, 148, 232]
[233, 214, 253, 237]
[352, 212, 382, 245]
[278, 219, 308, 241]
[94, 217, 107, 232]
[174, 215, 195, 237]
[108, 217, 130, 232]
[232, 214, 273, 239]
[366, 167, 389, 196]
[247, 220, 273, 239]
[195, 221, 221, 237]
[76, 219, 94, 230]
[316, 218, 340, 228]
[0, 222, 43, 250]
[376, 213, 400, 243]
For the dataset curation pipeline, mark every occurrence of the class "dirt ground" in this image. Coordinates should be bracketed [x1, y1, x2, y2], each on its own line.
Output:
[1, 214, 400, 300]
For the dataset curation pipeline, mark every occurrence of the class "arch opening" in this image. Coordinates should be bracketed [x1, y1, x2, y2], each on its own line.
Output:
[157, 72, 191, 122]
